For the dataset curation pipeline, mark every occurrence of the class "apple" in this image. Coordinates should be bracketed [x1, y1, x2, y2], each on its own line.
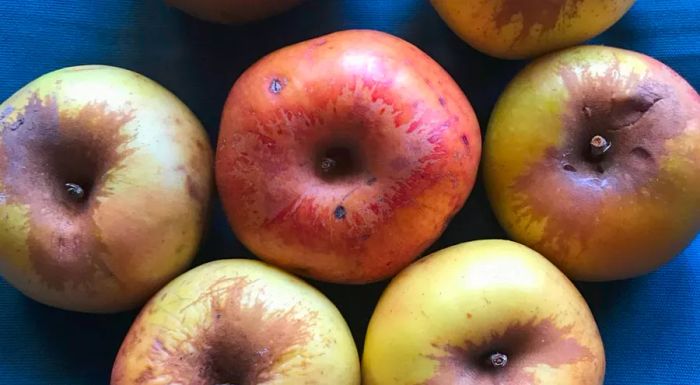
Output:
[111, 259, 361, 385]
[215, 29, 481, 284]
[483, 45, 700, 281]
[166, 0, 305, 24]
[362, 240, 605, 385]
[0, 65, 212, 313]
[430, 0, 636, 59]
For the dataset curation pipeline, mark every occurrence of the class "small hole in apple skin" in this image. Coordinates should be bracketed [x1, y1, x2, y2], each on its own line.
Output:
[334, 205, 347, 220]
[563, 164, 577, 172]
[269, 78, 283, 94]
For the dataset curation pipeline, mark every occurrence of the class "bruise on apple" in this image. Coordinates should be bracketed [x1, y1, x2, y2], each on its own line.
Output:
[493, 0, 583, 40]
[424, 317, 594, 384]
[123, 276, 315, 385]
[510, 60, 687, 261]
[0, 93, 135, 291]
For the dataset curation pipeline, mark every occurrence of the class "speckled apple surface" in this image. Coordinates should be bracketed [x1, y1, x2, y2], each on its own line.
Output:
[0, 0, 698, 384]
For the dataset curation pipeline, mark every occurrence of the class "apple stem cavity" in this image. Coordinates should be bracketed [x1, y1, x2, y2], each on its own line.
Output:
[489, 352, 508, 368]
[590, 135, 611, 158]
[65, 182, 86, 201]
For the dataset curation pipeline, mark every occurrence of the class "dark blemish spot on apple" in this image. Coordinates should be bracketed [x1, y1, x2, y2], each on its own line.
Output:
[424, 318, 593, 384]
[8, 117, 24, 131]
[129, 277, 315, 384]
[186, 174, 207, 205]
[563, 164, 577, 172]
[467, 313, 472, 319]
[439, 97, 446, 107]
[334, 205, 346, 220]
[269, 78, 283, 94]
[461, 135, 469, 147]
[367, 176, 377, 185]
[493, 0, 583, 41]
[0, 93, 135, 291]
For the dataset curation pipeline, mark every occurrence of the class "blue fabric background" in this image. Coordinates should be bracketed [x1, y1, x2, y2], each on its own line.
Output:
[0, 1, 698, 384]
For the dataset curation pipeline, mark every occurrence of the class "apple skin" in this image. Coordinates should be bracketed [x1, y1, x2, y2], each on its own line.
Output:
[430, 0, 636, 59]
[362, 240, 605, 385]
[165, 0, 305, 24]
[484, 45, 700, 281]
[215, 29, 481, 284]
[111, 259, 361, 385]
[0, 65, 212, 313]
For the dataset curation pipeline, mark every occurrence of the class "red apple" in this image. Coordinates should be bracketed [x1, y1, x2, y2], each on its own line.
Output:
[484, 45, 700, 281]
[166, 0, 305, 24]
[216, 30, 481, 283]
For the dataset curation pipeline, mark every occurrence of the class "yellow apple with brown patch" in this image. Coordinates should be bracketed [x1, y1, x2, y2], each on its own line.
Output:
[362, 240, 605, 385]
[430, 0, 636, 59]
[0, 65, 212, 313]
[484, 45, 700, 281]
[111, 259, 361, 385]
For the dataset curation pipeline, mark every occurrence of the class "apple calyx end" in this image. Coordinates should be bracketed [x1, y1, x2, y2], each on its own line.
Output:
[320, 157, 337, 174]
[64, 182, 86, 201]
[488, 352, 508, 369]
[590, 135, 611, 158]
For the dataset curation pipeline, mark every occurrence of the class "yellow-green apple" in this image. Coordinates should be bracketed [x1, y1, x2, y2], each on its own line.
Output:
[362, 240, 605, 385]
[215, 29, 481, 284]
[430, 0, 636, 59]
[484, 45, 700, 281]
[0, 65, 212, 313]
[111, 259, 361, 385]
[165, 0, 305, 24]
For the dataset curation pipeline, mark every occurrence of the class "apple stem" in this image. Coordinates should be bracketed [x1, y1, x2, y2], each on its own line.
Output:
[590, 135, 611, 158]
[489, 352, 508, 368]
[65, 182, 85, 201]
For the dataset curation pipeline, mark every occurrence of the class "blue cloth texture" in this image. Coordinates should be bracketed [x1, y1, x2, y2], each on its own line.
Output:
[0, 0, 698, 384]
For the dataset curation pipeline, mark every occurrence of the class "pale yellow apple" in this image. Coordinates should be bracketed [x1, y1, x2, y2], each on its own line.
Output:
[0, 65, 212, 313]
[362, 240, 605, 384]
[111, 259, 361, 385]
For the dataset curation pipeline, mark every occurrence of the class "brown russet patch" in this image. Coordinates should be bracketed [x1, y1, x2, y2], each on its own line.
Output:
[511, 61, 686, 260]
[0, 93, 135, 290]
[425, 317, 593, 384]
[493, 0, 583, 41]
[127, 276, 316, 384]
